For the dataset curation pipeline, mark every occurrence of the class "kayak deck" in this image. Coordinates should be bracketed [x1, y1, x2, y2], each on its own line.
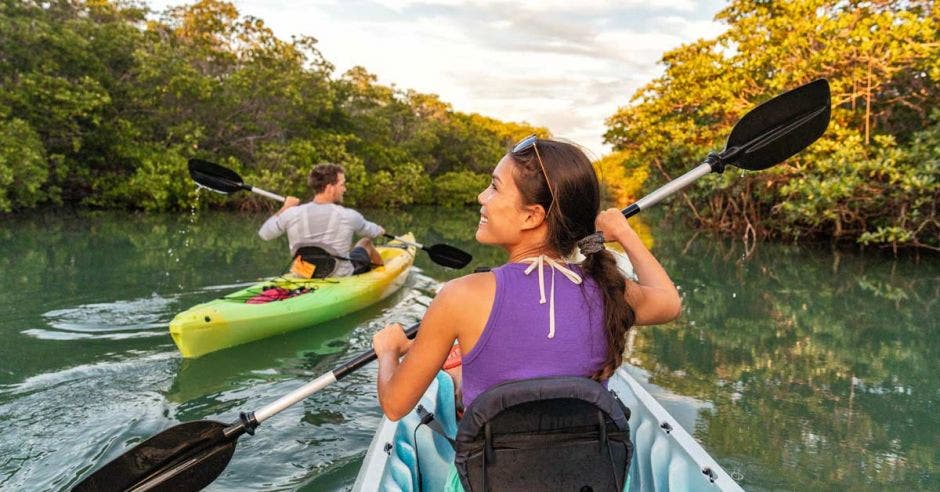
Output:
[354, 368, 743, 492]
[169, 235, 416, 358]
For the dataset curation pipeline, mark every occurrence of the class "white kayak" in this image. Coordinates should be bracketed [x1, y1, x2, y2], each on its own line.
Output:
[353, 368, 743, 491]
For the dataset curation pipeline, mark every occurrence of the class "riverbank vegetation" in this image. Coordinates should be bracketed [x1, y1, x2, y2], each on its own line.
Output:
[605, 1, 938, 251]
[0, 0, 543, 213]
[2, 0, 936, 251]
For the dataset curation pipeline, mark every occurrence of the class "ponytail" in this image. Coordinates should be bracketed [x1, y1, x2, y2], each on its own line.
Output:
[582, 249, 635, 380]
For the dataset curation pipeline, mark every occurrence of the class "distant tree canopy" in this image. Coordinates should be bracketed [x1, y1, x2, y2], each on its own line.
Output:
[605, 0, 939, 251]
[0, 0, 545, 212]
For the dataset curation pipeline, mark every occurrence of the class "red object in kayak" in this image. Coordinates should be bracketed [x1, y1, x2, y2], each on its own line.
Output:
[443, 344, 462, 370]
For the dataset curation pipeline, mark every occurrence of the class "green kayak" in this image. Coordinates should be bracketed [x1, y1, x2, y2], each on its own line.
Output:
[354, 368, 743, 491]
[169, 234, 416, 358]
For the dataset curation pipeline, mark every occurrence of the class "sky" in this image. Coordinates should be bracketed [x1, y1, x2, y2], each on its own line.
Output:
[149, 0, 728, 158]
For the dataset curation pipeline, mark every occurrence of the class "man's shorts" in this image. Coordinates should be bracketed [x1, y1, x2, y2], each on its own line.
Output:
[349, 246, 373, 275]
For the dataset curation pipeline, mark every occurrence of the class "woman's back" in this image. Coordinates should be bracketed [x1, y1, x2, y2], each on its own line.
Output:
[372, 136, 680, 423]
[461, 261, 607, 407]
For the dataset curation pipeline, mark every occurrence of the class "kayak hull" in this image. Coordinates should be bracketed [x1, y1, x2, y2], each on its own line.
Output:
[169, 235, 416, 358]
[354, 368, 744, 492]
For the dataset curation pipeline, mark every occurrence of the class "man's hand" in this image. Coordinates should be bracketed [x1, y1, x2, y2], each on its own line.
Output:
[277, 196, 300, 215]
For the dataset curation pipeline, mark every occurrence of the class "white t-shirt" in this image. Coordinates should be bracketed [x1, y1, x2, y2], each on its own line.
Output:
[258, 202, 383, 276]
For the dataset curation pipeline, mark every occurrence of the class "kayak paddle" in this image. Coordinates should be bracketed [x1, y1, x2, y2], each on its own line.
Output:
[73, 323, 421, 491]
[383, 233, 472, 270]
[188, 158, 286, 202]
[187, 159, 472, 269]
[621, 78, 831, 218]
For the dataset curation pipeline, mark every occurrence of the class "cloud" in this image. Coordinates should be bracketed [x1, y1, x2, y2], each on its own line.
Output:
[371, 0, 699, 14]
[446, 70, 641, 155]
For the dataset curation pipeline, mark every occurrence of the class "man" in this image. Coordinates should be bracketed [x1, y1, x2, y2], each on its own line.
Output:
[259, 163, 385, 277]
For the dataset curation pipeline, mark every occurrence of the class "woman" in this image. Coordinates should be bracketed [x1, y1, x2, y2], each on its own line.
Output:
[372, 136, 681, 421]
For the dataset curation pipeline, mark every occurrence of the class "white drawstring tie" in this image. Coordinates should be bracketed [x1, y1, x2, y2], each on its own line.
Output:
[519, 255, 583, 338]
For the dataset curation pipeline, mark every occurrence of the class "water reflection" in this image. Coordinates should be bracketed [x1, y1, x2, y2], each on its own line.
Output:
[631, 219, 939, 489]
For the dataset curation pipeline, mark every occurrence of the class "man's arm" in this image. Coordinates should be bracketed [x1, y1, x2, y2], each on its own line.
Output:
[258, 196, 300, 240]
[349, 209, 384, 238]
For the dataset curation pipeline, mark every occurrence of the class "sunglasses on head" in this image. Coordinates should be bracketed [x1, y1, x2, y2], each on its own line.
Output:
[512, 134, 538, 154]
[512, 135, 557, 216]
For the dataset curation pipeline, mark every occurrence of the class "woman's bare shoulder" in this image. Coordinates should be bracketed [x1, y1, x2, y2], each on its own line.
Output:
[423, 272, 494, 321]
[415, 270, 498, 350]
[436, 271, 496, 303]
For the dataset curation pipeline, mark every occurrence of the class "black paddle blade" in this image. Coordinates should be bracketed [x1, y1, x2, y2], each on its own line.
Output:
[188, 159, 247, 194]
[425, 243, 472, 269]
[73, 420, 239, 492]
[722, 79, 831, 171]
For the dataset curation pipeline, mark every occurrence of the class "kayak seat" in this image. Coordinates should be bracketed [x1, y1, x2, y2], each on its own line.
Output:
[454, 376, 632, 492]
[292, 245, 337, 278]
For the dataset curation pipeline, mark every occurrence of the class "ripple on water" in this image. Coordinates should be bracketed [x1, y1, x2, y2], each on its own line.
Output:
[1, 351, 178, 397]
[0, 353, 179, 490]
[1, 272, 443, 491]
[23, 293, 178, 341]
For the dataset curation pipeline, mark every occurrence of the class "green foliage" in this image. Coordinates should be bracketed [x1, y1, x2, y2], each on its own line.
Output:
[97, 144, 193, 211]
[0, 119, 48, 211]
[776, 116, 939, 249]
[431, 171, 490, 208]
[0, 0, 542, 214]
[604, 0, 939, 250]
[355, 162, 433, 208]
[593, 151, 649, 207]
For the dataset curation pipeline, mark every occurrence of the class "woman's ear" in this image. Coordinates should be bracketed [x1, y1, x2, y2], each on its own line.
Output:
[520, 204, 547, 231]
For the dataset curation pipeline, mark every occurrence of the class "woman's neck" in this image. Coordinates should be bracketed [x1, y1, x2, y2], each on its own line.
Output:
[506, 244, 563, 263]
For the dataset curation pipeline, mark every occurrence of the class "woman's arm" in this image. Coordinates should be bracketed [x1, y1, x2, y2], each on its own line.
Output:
[373, 279, 466, 420]
[595, 208, 682, 325]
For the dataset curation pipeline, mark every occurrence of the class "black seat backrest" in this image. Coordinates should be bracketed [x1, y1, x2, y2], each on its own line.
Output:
[454, 376, 632, 492]
[293, 245, 336, 279]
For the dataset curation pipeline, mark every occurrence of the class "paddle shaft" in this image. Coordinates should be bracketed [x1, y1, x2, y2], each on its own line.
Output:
[253, 322, 419, 423]
[384, 233, 423, 249]
[250, 186, 286, 202]
[621, 162, 714, 219]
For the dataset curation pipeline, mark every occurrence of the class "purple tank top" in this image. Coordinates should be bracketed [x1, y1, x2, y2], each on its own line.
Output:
[461, 262, 608, 407]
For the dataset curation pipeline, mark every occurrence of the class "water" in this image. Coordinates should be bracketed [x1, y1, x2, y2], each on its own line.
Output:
[0, 208, 936, 490]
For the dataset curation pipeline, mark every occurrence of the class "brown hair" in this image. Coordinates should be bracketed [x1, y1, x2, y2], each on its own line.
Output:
[509, 138, 635, 380]
[307, 163, 345, 194]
